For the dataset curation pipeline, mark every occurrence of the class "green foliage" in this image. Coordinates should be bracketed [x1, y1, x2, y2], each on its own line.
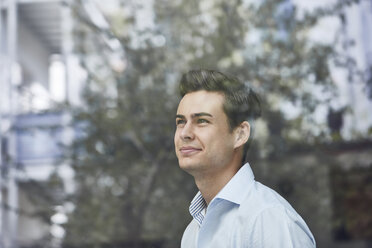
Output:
[155, 0, 363, 155]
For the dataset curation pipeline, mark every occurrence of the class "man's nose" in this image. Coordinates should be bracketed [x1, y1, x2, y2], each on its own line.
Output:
[180, 122, 195, 140]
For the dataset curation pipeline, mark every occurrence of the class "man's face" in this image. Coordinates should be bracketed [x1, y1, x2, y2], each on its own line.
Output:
[174, 90, 237, 175]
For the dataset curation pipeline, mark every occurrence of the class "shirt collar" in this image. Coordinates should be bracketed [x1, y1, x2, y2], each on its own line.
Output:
[188, 163, 255, 225]
[189, 191, 207, 226]
[215, 163, 255, 205]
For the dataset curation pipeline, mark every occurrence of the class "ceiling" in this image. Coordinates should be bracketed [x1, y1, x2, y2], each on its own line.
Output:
[18, 0, 63, 53]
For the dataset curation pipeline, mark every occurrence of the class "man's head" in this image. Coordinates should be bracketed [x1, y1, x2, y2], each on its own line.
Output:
[174, 69, 261, 174]
[179, 69, 261, 132]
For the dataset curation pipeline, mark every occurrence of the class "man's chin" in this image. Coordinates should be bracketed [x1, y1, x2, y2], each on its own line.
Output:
[179, 160, 202, 174]
[179, 162, 193, 170]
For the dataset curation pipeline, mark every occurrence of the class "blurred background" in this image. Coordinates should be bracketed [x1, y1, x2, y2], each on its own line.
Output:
[1, 0, 372, 247]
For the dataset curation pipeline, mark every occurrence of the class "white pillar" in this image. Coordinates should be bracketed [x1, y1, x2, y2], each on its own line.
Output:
[7, 0, 18, 247]
[0, 1, 4, 247]
[62, 0, 72, 105]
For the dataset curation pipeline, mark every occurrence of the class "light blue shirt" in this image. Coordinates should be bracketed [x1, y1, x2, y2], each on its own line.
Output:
[181, 163, 316, 248]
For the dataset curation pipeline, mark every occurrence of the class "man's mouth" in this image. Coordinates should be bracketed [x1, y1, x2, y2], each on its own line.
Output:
[179, 147, 202, 156]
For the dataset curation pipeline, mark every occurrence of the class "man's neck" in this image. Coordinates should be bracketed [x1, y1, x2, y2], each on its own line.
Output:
[194, 163, 240, 205]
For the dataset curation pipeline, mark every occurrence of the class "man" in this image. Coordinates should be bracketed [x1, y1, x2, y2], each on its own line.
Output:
[174, 69, 316, 247]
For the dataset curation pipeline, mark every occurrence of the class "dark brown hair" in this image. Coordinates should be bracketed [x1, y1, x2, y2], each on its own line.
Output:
[180, 69, 261, 130]
[179, 69, 261, 163]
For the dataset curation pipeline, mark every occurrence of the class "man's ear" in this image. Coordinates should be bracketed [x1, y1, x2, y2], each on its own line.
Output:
[234, 121, 250, 149]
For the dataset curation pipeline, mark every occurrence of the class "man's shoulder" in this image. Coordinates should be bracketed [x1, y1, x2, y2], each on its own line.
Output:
[238, 181, 297, 219]
[237, 181, 316, 246]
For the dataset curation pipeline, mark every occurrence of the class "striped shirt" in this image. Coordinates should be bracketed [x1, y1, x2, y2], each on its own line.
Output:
[189, 192, 207, 226]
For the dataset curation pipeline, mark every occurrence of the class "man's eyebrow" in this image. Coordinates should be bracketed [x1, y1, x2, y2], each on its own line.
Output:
[193, 112, 213, 118]
[175, 113, 213, 119]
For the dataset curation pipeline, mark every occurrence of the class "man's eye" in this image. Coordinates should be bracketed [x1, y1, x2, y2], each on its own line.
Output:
[197, 119, 209, 124]
[176, 119, 186, 125]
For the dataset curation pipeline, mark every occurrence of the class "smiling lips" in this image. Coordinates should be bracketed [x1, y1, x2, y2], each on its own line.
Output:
[179, 146, 202, 156]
